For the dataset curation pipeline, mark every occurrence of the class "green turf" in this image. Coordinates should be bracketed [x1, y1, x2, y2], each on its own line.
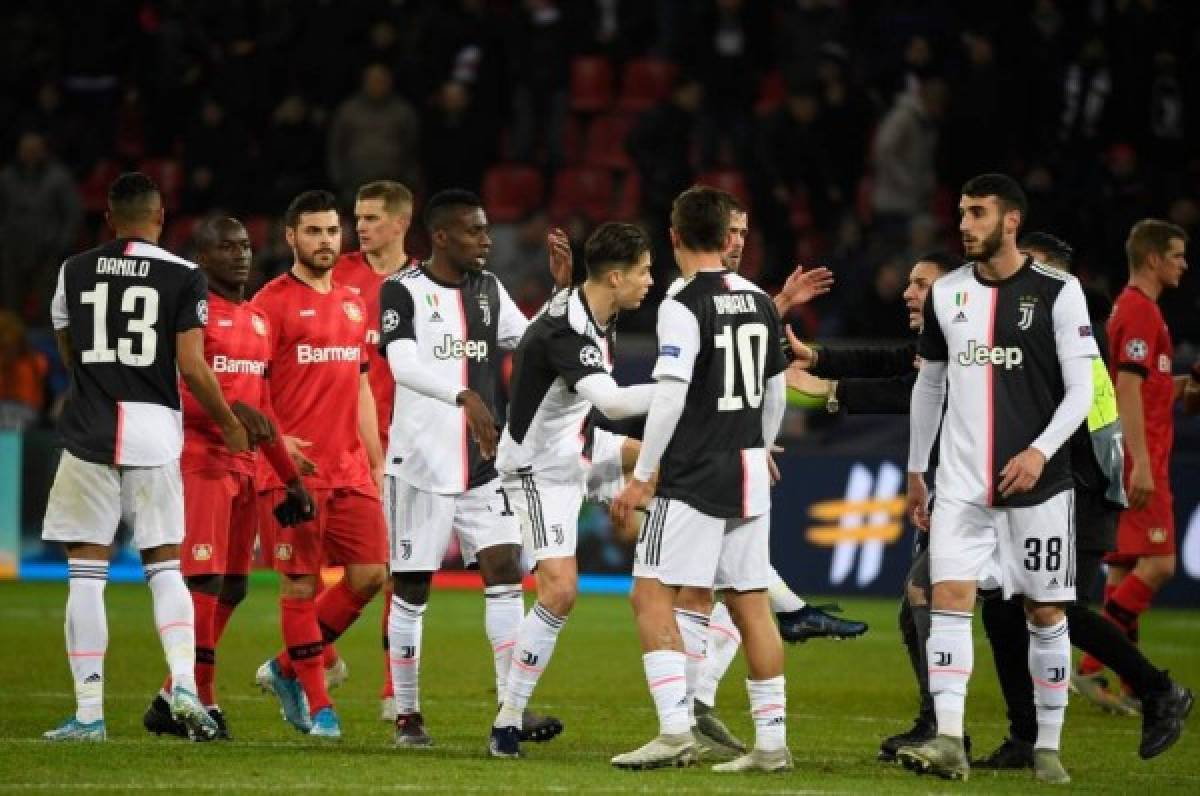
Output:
[0, 581, 1196, 793]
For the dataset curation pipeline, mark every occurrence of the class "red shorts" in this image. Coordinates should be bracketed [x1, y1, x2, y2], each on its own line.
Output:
[182, 469, 257, 576]
[1106, 482, 1175, 566]
[258, 486, 387, 574]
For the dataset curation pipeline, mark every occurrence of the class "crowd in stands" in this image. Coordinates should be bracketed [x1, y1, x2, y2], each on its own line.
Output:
[2, 0, 1198, 428]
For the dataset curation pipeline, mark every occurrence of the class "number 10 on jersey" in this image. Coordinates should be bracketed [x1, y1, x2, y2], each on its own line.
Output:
[715, 322, 768, 411]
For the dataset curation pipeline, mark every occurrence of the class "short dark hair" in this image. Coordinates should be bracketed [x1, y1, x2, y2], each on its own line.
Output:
[357, 180, 413, 215]
[194, 216, 245, 253]
[107, 172, 161, 223]
[585, 223, 650, 279]
[961, 173, 1028, 228]
[424, 189, 483, 232]
[670, 186, 732, 252]
[914, 250, 963, 273]
[1018, 231, 1074, 269]
[284, 189, 339, 228]
[1126, 219, 1188, 270]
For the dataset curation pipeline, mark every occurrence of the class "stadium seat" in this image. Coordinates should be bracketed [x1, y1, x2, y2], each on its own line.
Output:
[569, 56, 614, 113]
[616, 58, 678, 113]
[549, 167, 614, 223]
[137, 157, 184, 213]
[612, 172, 641, 221]
[243, 215, 272, 251]
[162, 215, 200, 253]
[583, 113, 635, 171]
[481, 165, 544, 224]
[695, 169, 751, 209]
[79, 159, 122, 215]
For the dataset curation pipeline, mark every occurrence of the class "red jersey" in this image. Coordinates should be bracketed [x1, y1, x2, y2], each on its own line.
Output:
[180, 293, 271, 476]
[251, 272, 372, 491]
[333, 251, 406, 447]
[1108, 285, 1175, 472]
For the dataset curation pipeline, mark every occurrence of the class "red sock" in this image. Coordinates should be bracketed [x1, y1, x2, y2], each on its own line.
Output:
[213, 599, 237, 643]
[323, 643, 340, 670]
[280, 596, 331, 715]
[191, 590, 219, 706]
[1079, 583, 1120, 674]
[316, 580, 371, 645]
[381, 591, 394, 699]
[1108, 574, 1154, 631]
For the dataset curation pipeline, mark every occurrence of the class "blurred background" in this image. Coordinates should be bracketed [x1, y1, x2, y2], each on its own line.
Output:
[1, 0, 1198, 602]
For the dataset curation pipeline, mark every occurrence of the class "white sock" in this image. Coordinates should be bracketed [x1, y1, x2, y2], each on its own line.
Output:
[389, 595, 425, 714]
[484, 583, 523, 700]
[766, 571, 805, 613]
[674, 608, 709, 725]
[643, 650, 690, 736]
[695, 601, 741, 709]
[495, 602, 565, 728]
[66, 559, 109, 723]
[145, 560, 196, 693]
[1028, 618, 1070, 751]
[747, 676, 787, 751]
[927, 610, 973, 738]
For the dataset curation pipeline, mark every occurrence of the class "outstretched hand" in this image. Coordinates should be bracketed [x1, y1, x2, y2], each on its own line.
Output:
[547, 228, 574, 289]
[775, 264, 834, 314]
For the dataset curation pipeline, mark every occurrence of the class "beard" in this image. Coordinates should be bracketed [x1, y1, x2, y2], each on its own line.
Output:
[967, 219, 1004, 261]
[296, 245, 337, 272]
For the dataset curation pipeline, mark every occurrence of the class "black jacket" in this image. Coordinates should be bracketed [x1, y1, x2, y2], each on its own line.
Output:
[810, 341, 917, 414]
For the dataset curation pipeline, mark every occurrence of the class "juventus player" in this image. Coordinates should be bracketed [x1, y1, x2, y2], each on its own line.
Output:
[900, 175, 1098, 784]
[378, 189, 562, 748]
[487, 222, 655, 758]
[41, 173, 251, 741]
[610, 187, 791, 773]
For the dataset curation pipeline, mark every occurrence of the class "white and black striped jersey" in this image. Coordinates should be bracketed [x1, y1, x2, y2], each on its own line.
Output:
[653, 270, 789, 518]
[379, 264, 526, 494]
[50, 238, 208, 466]
[918, 258, 1099, 507]
[496, 287, 611, 483]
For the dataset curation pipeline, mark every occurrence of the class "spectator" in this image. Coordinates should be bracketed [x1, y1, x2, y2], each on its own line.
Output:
[261, 94, 326, 213]
[1059, 36, 1112, 152]
[328, 63, 420, 204]
[508, 0, 570, 168]
[422, 81, 490, 196]
[692, 0, 770, 169]
[0, 131, 82, 323]
[0, 310, 48, 430]
[182, 98, 253, 213]
[869, 76, 947, 246]
[627, 77, 702, 223]
[489, 211, 554, 314]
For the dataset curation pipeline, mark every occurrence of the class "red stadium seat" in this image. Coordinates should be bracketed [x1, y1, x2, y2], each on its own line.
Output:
[79, 159, 123, 215]
[616, 58, 678, 113]
[137, 157, 184, 212]
[242, 215, 272, 251]
[584, 113, 635, 171]
[695, 169, 751, 209]
[481, 164, 544, 223]
[569, 56, 614, 113]
[613, 172, 641, 221]
[549, 167, 614, 223]
[162, 215, 200, 253]
[755, 70, 788, 115]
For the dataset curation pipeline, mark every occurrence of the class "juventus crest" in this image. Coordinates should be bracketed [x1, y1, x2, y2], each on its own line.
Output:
[478, 294, 491, 326]
[1018, 297, 1037, 330]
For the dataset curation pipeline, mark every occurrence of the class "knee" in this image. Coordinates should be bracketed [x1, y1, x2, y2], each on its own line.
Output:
[930, 581, 974, 612]
[220, 575, 248, 607]
[537, 577, 577, 618]
[905, 579, 928, 608]
[280, 575, 317, 600]
[675, 586, 713, 616]
[392, 572, 431, 606]
[479, 545, 523, 586]
[1137, 556, 1175, 588]
[185, 574, 222, 596]
[346, 565, 387, 598]
[1024, 602, 1066, 628]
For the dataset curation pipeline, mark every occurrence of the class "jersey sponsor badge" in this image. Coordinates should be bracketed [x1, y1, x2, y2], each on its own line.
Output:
[197, 299, 209, 325]
[382, 308, 400, 333]
[1125, 338, 1148, 361]
[1158, 354, 1171, 373]
[580, 344, 604, 368]
[952, 310, 968, 323]
[343, 300, 363, 323]
[251, 313, 267, 336]
[659, 344, 681, 358]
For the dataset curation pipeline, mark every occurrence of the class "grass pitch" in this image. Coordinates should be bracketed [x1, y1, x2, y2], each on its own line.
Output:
[0, 580, 1197, 794]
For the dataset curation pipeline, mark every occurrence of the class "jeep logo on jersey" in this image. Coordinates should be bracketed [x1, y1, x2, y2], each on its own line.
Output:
[297, 344, 360, 364]
[1018, 298, 1036, 330]
[382, 308, 400, 333]
[433, 334, 488, 361]
[580, 345, 604, 368]
[958, 340, 1024, 369]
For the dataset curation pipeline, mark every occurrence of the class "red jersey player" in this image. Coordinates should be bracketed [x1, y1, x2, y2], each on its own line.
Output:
[1079, 220, 1189, 685]
[252, 191, 389, 739]
[142, 217, 313, 740]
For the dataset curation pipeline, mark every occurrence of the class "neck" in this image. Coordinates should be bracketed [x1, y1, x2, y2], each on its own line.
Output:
[581, 280, 617, 327]
[113, 225, 159, 244]
[426, 254, 465, 285]
[1129, 268, 1161, 301]
[291, 262, 333, 293]
[208, 280, 244, 303]
[365, 241, 408, 275]
[975, 242, 1024, 281]
[675, 248, 725, 280]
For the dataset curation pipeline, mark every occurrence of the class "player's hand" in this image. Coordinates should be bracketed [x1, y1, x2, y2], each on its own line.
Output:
[274, 477, 317, 527]
[906, 472, 930, 531]
[231, 400, 276, 448]
[547, 227, 574, 289]
[458, 389, 498, 459]
[775, 264, 834, 314]
[998, 447, 1046, 498]
[221, 420, 250, 454]
[768, 444, 784, 485]
[1127, 458, 1155, 510]
[786, 364, 830, 397]
[611, 477, 653, 534]
[784, 324, 815, 369]
[371, 462, 384, 495]
[285, 436, 317, 475]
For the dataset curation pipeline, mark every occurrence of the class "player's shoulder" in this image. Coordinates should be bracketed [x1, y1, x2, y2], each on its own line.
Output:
[935, 263, 976, 293]
[384, 262, 426, 289]
[249, 272, 296, 310]
[1026, 260, 1079, 297]
[723, 272, 769, 297]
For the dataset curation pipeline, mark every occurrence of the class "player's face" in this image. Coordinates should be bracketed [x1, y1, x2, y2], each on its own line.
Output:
[902, 261, 943, 331]
[200, 222, 252, 290]
[959, 196, 1008, 261]
[440, 207, 491, 272]
[288, 210, 341, 272]
[613, 251, 654, 310]
[355, 198, 411, 255]
[1154, 237, 1188, 288]
[723, 210, 749, 271]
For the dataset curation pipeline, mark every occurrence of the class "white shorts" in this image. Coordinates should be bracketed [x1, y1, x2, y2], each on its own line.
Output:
[42, 450, 184, 550]
[504, 473, 583, 565]
[633, 497, 772, 591]
[930, 490, 1076, 602]
[585, 429, 626, 506]
[384, 475, 521, 572]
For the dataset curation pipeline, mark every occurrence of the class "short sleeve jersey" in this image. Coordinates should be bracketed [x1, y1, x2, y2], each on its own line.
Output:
[496, 287, 612, 482]
[652, 270, 788, 519]
[378, 264, 527, 494]
[918, 258, 1099, 507]
[51, 238, 208, 466]
[180, 293, 271, 475]
[1107, 285, 1175, 473]
[250, 272, 372, 491]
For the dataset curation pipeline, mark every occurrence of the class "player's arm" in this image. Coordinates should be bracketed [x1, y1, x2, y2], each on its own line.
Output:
[177, 328, 248, 453]
[773, 264, 833, 316]
[551, 331, 654, 420]
[906, 288, 949, 528]
[358, 371, 384, 485]
[1115, 370, 1153, 508]
[50, 264, 74, 369]
[575, 374, 655, 420]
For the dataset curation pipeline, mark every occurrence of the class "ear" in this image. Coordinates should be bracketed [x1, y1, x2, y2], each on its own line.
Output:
[669, 228, 680, 249]
[284, 226, 296, 248]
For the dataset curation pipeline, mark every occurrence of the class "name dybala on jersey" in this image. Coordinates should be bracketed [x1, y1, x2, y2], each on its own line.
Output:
[919, 257, 1099, 507]
[51, 238, 208, 466]
[251, 273, 372, 491]
[497, 287, 612, 483]
[653, 270, 789, 518]
[378, 263, 526, 494]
